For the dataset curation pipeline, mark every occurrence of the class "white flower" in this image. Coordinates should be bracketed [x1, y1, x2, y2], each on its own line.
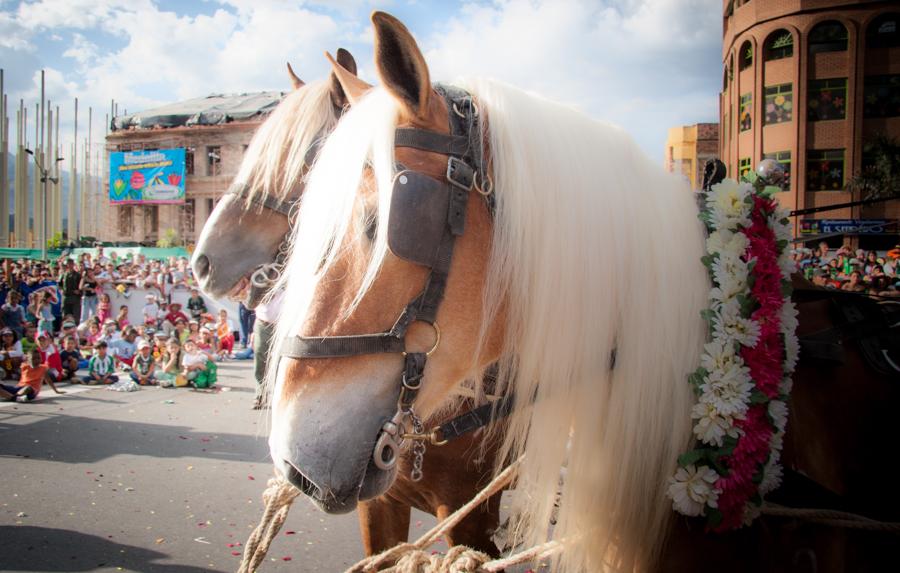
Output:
[667, 464, 721, 517]
[783, 332, 799, 374]
[707, 180, 752, 230]
[780, 301, 799, 334]
[778, 251, 797, 277]
[712, 303, 761, 348]
[700, 364, 755, 417]
[692, 401, 741, 446]
[768, 399, 789, 434]
[707, 229, 749, 261]
[699, 338, 740, 373]
[770, 428, 784, 454]
[770, 208, 793, 244]
[758, 455, 784, 496]
[742, 502, 763, 525]
[712, 254, 750, 300]
[779, 376, 793, 396]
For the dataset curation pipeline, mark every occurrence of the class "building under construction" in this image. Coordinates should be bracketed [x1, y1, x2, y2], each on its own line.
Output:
[102, 92, 284, 246]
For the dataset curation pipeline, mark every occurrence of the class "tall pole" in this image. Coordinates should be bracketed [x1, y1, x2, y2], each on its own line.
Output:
[69, 98, 78, 242]
[54, 104, 60, 238]
[0, 69, 8, 247]
[47, 105, 54, 238]
[80, 106, 91, 240]
[33, 102, 39, 249]
[14, 101, 25, 246]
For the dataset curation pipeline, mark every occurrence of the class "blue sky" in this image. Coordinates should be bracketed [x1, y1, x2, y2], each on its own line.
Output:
[1, 0, 723, 161]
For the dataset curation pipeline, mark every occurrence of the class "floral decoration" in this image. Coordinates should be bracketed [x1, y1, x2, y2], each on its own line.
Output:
[666, 174, 798, 531]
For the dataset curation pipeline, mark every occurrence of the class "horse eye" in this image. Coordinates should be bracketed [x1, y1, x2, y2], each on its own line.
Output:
[364, 212, 378, 241]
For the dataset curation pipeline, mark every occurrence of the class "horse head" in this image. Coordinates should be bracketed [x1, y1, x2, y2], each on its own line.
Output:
[268, 12, 504, 513]
[191, 49, 367, 307]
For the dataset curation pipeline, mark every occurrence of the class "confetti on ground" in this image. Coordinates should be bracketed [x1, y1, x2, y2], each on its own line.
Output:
[16, 512, 26, 517]
[194, 537, 210, 544]
[231, 551, 241, 556]
[285, 531, 296, 535]
[155, 538, 165, 545]
[163, 400, 175, 404]
[247, 476, 255, 480]
[282, 556, 292, 561]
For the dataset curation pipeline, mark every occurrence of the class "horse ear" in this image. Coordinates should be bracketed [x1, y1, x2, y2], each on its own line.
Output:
[371, 11, 431, 120]
[326, 51, 372, 106]
[329, 48, 358, 109]
[286, 62, 304, 90]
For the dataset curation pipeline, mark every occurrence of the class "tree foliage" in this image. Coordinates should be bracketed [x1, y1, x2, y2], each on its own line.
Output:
[847, 135, 900, 200]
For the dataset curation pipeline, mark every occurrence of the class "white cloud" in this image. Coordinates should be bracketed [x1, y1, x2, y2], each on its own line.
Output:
[0, 9, 33, 50]
[15, 0, 153, 32]
[62, 33, 98, 67]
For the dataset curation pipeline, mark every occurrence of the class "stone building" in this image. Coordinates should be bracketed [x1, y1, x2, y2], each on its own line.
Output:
[720, 0, 899, 247]
[665, 123, 720, 191]
[102, 92, 285, 245]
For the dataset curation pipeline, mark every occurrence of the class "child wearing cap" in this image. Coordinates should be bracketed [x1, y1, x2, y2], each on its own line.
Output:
[130, 341, 157, 386]
[0, 350, 64, 402]
[84, 341, 118, 385]
[142, 294, 159, 327]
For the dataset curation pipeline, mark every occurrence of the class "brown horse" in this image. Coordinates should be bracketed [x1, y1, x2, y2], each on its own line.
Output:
[190, 55, 504, 557]
[265, 12, 898, 572]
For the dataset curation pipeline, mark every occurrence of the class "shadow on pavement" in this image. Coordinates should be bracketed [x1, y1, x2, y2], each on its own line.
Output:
[0, 526, 217, 572]
[0, 414, 269, 464]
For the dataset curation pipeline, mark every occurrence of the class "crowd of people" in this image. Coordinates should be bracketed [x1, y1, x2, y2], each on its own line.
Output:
[793, 243, 900, 296]
[0, 248, 256, 402]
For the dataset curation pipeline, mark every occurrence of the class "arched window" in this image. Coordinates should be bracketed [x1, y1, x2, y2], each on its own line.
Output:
[764, 30, 794, 60]
[739, 40, 753, 70]
[867, 13, 900, 49]
[809, 21, 848, 54]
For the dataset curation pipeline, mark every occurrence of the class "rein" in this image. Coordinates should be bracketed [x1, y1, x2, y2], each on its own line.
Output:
[278, 85, 497, 481]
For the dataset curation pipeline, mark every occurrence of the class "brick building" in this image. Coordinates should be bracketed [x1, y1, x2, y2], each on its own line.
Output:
[665, 123, 720, 191]
[720, 0, 899, 247]
[103, 92, 285, 245]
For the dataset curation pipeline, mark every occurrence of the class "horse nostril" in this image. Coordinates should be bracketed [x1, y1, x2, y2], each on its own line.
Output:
[283, 460, 322, 499]
[193, 254, 210, 281]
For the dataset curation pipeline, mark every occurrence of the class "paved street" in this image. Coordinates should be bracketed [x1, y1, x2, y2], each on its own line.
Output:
[0, 361, 440, 573]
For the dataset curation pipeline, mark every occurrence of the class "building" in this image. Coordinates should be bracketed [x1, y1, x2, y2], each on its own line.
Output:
[665, 123, 720, 190]
[103, 92, 285, 245]
[720, 0, 899, 248]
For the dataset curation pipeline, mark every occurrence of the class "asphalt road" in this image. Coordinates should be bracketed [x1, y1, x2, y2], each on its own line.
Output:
[0, 361, 442, 573]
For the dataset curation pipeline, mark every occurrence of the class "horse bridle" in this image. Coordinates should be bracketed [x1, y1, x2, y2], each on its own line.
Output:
[278, 85, 495, 481]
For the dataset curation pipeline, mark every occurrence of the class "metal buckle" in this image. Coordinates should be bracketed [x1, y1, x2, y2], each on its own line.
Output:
[446, 157, 474, 191]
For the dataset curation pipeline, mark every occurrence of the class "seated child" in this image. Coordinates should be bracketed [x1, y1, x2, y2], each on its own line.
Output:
[1, 327, 24, 379]
[36, 332, 64, 381]
[20, 324, 38, 355]
[156, 338, 182, 387]
[59, 336, 82, 380]
[110, 327, 138, 369]
[83, 341, 118, 385]
[215, 309, 235, 360]
[115, 305, 130, 330]
[180, 340, 208, 382]
[0, 350, 64, 402]
[130, 341, 157, 386]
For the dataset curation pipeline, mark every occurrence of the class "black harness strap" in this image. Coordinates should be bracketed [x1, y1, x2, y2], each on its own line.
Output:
[433, 394, 515, 443]
[394, 128, 469, 157]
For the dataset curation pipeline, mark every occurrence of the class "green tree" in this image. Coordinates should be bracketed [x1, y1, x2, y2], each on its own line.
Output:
[156, 228, 180, 248]
[847, 135, 900, 200]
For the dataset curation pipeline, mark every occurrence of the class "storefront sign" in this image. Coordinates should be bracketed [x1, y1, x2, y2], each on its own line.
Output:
[800, 218, 896, 235]
[109, 148, 186, 204]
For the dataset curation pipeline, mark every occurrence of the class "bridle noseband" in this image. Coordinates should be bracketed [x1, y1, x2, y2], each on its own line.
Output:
[278, 85, 493, 481]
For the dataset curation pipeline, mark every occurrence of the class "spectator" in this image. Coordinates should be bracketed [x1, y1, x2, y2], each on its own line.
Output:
[186, 288, 207, 322]
[215, 309, 235, 360]
[130, 341, 157, 386]
[0, 349, 64, 402]
[1, 292, 26, 338]
[59, 336, 81, 381]
[79, 267, 99, 320]
[1, 328, 24, 379]
[84, 341, 117, 385]
[58, 259, 82, 324]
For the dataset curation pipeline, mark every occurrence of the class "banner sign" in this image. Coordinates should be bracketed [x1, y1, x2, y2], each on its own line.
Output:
[800, 219, 896, 235]
[109, 148, 186, 204]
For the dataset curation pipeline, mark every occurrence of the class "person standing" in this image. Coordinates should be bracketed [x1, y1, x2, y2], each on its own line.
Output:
[79, 268, 99, 322]
[59, 259, 83, 324]
[238, 302, 255, 349]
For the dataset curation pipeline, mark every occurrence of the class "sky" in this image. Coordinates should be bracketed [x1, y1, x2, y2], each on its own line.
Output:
[0, 0, 723, 163]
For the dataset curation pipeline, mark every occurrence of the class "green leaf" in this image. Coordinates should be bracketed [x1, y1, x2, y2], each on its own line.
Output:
[749, 389, 768, 405]
[781, 280, 793, 297]
[776, 239, 788, 250]
[701, 254, 717, 269]
[688, 372, 705, 395]
[696, 367, 709, 378]
[677, 450, 705, 467]
[762, 185, 781, 198]
[700, 308, 717, 324]
[743, 171, 758, 185]
[706, 507, 724, 529]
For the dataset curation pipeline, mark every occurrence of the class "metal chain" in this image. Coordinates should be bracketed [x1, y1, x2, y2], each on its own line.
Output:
[407, 408, 427, 482]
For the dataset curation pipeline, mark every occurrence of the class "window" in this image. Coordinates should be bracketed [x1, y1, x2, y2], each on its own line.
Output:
[185, 147, 195, 175]
[144, 206, 159, 235]
[764, 83, 793, 124]
[739, 93, 752, 131]
[207, 146, 221, 176]
[739, 41, 753, 71]
[206, 198, 214, 217]
[864, 74, 900, 118]
[739, 157, 752, 178]
[765, 30, 793, 61]
[807, 149, 845, 191]
[808, 21, 848, 54]
[180, 198, 195, 234]
[808, 78, 847, 121]
[763, 151, 792, 189]
[867, 13, 899, 49]
[118, 206, 133, 236]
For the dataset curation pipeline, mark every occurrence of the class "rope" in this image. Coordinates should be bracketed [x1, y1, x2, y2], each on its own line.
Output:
[237, 478, 301, 573]
[345, 456, 524, 573]
[761, 503, 900, 533]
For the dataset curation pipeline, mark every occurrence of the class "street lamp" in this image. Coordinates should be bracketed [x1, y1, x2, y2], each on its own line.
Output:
[25, 148, 64, 260]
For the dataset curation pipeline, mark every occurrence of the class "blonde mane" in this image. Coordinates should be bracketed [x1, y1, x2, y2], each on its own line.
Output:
[272, 80, 709, 572]
[234, 79, 338, 207]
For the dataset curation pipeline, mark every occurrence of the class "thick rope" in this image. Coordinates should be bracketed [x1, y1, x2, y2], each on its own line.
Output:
[761, 503, 900, 533]
[346, 456, 524, 573]
[238, 478, 300, 573]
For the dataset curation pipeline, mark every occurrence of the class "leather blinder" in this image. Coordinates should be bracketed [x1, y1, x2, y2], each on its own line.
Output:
[388, 170, 452, 269]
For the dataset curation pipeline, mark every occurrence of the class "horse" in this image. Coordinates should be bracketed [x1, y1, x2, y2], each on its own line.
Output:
[190, 54, 504, 558]
[265, 12, 899, 572]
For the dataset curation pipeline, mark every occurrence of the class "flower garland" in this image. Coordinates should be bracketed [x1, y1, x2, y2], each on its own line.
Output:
[667, 176, 799, 531]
